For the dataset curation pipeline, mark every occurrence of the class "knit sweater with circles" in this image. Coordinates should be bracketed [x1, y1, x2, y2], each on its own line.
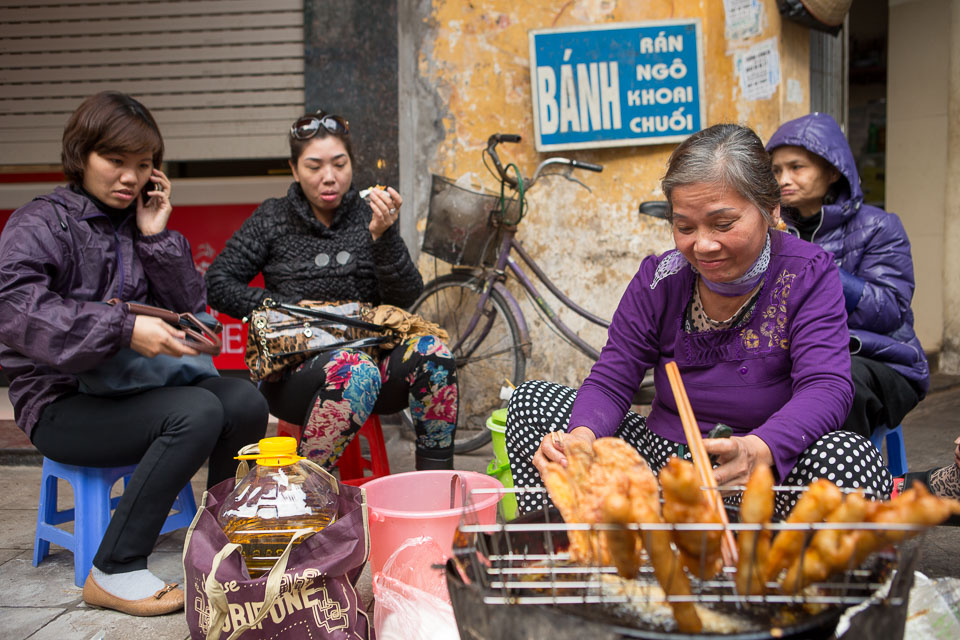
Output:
[205, 182, 423, 320]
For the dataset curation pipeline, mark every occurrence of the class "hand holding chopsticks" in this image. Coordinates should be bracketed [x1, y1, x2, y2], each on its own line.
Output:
[665, 361, 739, 567]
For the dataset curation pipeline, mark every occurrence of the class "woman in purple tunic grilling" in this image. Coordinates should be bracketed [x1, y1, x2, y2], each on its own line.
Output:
[505, 124, 891, 517]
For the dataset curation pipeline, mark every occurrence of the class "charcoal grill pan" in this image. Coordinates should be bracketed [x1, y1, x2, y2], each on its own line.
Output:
[446, 507, 857, 640]
[446, 561, 846, 640]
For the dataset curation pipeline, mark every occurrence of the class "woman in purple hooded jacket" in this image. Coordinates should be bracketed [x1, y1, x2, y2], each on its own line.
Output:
[0, 93, 267, 616]
[767, 112, 929, 440]
[505, 124, 891, 517]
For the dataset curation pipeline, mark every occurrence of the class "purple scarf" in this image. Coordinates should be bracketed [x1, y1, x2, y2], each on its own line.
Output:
[696, 233, 771, 297]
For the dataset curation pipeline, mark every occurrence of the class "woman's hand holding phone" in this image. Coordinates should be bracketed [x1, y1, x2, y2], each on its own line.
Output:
[136, 168, 173, 236]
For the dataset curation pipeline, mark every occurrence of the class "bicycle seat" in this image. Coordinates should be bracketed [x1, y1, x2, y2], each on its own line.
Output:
[638, 201, 669, 220]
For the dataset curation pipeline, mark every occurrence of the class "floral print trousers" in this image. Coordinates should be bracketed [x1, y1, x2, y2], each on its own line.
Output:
[260, 336, 458, 469]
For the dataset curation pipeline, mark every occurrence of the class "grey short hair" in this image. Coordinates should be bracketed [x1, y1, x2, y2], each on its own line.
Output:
[661, 124, 780, 225]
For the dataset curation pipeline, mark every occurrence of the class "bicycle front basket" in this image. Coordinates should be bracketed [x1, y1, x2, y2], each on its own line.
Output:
[421, 174, 518, 267]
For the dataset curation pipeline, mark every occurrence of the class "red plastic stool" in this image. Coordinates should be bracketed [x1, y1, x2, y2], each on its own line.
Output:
[275, 415, 390, 486]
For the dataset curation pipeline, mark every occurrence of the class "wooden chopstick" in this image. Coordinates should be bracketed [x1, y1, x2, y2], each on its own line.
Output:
[665, 361, 739, 567]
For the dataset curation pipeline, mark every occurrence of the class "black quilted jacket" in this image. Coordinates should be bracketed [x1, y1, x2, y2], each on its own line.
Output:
[205, 182, 423, 320]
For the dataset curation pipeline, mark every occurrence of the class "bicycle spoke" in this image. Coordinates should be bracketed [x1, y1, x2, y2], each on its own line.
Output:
[453, 342, 530, 366]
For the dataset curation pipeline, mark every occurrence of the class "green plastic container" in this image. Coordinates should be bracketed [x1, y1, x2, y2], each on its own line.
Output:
[485, 408, 517, 520]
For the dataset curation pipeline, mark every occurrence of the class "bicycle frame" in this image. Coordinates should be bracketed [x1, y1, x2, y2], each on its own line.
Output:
[449, 222, 609, 363]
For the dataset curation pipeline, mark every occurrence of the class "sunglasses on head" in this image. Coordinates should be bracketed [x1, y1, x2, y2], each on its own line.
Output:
[290, 111, 350, 140]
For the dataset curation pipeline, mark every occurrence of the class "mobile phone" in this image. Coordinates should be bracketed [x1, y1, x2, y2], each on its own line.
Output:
[141, 181, 157, 204]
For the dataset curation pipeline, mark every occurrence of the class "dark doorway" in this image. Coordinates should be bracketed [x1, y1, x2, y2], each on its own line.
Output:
[847, 0, 889, 208]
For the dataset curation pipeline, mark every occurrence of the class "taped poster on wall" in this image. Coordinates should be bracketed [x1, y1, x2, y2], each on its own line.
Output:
[735, 37, 780, 101]
[723, 0, 764, 41]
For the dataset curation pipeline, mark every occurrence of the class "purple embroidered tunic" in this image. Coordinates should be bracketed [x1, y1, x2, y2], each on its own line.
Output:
[568, 231, 854, 480]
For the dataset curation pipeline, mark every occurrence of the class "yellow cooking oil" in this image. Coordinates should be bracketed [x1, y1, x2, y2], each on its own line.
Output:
[217, 437, 338, 577]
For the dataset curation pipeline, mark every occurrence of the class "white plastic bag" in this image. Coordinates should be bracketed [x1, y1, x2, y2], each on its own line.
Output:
[372, 536, 459, 640]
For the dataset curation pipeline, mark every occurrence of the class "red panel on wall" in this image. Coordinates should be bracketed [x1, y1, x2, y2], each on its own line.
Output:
[166, 204, 260, 371]
[0, 203, 259, 371]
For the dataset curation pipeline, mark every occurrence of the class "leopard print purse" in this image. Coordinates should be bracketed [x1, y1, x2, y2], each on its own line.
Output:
[244, 299, 391, 382]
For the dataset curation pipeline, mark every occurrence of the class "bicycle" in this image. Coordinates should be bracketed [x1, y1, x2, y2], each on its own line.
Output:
[409, 133, 654, 453]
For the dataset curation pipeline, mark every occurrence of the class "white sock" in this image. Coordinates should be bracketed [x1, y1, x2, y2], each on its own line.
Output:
[92, 567, 166, 600]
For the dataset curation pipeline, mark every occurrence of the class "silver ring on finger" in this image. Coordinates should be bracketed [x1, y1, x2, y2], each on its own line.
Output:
[388, 208, 397, 215]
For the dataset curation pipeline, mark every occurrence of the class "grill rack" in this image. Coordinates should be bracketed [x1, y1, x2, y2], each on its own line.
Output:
[451, 486, 917, 613]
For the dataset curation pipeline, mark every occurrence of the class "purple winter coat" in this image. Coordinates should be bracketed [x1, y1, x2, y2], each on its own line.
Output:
[568, 231, 853, 480]
[767, 113, 929, 396]
[0, 186, 206, 439]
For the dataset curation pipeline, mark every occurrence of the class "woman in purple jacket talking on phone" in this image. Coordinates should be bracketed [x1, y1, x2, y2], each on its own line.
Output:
[505, 124, 891, 517]
[0, 92, 267, 616]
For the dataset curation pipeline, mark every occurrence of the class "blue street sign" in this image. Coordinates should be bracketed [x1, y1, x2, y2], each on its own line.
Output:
[529, 20, 705, 151]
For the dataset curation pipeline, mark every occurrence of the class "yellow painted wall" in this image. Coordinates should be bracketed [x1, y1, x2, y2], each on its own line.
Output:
[415, 0, 810, 386]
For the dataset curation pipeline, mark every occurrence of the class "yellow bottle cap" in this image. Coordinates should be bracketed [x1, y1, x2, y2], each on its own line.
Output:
[235, 436, 304, 466]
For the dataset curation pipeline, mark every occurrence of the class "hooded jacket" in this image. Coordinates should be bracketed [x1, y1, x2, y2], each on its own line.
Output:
[767, 112, 929, 396]
[0, 186, 207, 438]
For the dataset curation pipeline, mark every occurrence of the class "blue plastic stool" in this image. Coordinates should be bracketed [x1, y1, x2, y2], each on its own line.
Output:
[32, 458, 198, 587]
[869, 424, 908, 477]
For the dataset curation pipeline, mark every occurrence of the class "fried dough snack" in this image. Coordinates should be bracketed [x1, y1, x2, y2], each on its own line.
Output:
[780, 491, 870, 593]
[660, 457, 723, 579]
[542, 439, 595, 564]
[736, 465, 774, 596]
[542, 438, 701, 632]
[542, 437, 656, 570]
[772, 481, 960, 593]
[764, 479, 843, 582]
[851, 483, 960, 566]
[632, 488, 702, 633]
[594, 438, 655, 577]
[601, 491, 641, 579]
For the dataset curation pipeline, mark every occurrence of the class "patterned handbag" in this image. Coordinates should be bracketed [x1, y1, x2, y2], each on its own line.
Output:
[244, 299, 391, 382]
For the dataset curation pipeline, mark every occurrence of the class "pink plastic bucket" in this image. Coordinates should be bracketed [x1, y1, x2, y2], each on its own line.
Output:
[362, 470, 503, 576]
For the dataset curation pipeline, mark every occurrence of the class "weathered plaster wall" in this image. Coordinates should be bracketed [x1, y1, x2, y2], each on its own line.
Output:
[402, 0, 810, 387]
[887, 0, 949, 359]
[939, 0, 960, 373]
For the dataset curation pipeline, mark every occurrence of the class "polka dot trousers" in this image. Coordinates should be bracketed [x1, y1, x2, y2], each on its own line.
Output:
[504, 380, 893, 518]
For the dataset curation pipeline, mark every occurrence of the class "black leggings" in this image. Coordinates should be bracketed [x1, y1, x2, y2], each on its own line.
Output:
[31, 376, 268, 573]
[844, 355, 922, 439]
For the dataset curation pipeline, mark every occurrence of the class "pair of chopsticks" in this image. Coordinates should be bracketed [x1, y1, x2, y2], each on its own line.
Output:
[665, 361, 739, 567]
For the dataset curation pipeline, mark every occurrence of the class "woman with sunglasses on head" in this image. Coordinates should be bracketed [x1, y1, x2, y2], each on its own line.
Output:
[0, 92, 268, 616]
[205, 111, 458, 471]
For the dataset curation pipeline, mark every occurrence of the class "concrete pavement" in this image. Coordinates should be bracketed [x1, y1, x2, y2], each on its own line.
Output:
[0, 401, 494, 640]
[1, 376, 959, 639]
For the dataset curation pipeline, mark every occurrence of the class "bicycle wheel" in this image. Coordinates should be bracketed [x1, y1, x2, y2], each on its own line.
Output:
[407, 272, 526, 453]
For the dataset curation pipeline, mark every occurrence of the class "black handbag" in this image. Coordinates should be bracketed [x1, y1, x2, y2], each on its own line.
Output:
[76, 300, 222, 396]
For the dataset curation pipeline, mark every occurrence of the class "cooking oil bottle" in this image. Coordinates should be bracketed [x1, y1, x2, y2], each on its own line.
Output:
[217, 436, 338, 577]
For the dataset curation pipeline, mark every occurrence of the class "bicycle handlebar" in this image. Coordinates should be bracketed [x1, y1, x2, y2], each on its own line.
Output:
[570, 159, 603, 172]
[486, 132, 603, 190]
[490, 133, 522, 144]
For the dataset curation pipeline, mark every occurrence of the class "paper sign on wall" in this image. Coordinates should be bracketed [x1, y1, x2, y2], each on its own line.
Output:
[529, 20, 705, 151]
[723, 0, 764, 40]
[736, 37, 780, 101]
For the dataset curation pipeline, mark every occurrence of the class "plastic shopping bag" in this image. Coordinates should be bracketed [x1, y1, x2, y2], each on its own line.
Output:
[372, 536, 459, 640]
